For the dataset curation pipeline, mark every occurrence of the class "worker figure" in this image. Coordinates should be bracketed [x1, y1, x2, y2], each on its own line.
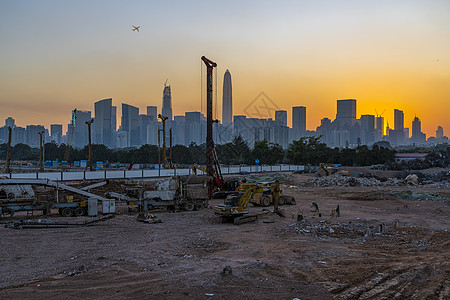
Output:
[335, 204, 340, 217]
[311, 201, 319, 212]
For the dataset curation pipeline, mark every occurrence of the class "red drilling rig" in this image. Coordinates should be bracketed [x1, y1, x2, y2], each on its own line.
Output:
[201, 56, 224, 190]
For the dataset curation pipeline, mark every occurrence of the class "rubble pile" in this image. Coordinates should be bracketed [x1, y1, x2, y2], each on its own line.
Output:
[393, 192, 450, 203]
[300, 174, 399, 187]
[414, 170, 450, 184]
[276, 219, 393, 241]
[386, 150, 449, 171]
[234, 173, 293, 184]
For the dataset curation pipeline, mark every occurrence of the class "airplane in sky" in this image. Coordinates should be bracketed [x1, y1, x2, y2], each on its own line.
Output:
[132, 25, 140, 32]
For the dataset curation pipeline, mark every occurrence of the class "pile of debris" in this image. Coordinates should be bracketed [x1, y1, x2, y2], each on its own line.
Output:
[276, 218, 392, 240]
[386, 150, 449, 171]
[234, 173, 292, 184]
[300, 174, 399, 187]
[393, 192, 450, 204]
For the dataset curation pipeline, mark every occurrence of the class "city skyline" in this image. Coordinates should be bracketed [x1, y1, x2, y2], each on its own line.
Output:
[1, 97, 447, 150]
[1, 1, 449, 136]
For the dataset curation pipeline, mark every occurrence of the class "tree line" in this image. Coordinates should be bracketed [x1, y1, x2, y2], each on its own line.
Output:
[0, 135, 400, 167]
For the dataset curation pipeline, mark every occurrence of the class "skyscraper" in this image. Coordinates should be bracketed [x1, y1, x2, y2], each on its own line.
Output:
[394, 109, 404, 144]
[72, 110, 91, 148]
[147, 105, 157, 121]
[375, 116, 384, 140]
[292, 106, 306, 140]
[360, 114, 375, 145]
[26, 125, 45, 147]
[122, 103, 139, 147]
[162, 84, 172, 120]
[394, 109, 404, 132]
[5, 117, 15, 128]
[275, 110, 287, 127]
[185, 111, 202, 145]
[112, 106, 117, 132]
[50, 124, 63, 144]
[411, 116, 426, 143]
[222, 69, 232, 125]
[94, 98, 113, 148]
[411, 116, 421, 138]
[336, 99, 357, 128]
[436, 126, 444, 139]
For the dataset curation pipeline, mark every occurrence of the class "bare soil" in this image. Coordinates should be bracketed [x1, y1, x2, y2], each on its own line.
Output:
[0, 169, 449, 299]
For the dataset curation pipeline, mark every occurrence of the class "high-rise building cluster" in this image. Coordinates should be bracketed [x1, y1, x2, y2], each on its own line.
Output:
[0, 70, 448, 149]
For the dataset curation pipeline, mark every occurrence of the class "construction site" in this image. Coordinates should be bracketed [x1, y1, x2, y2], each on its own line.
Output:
[0, 57, 449, 299]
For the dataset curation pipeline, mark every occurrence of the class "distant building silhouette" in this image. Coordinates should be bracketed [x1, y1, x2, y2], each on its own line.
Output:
[50, 124, 63, 144]
[94, 98, 114, 148]
[162, 84, 172, 121]
[222, 70, 233, 125]
[411, 116, 426, 143]
[275, 110, 287, 127]
[112, 106, 117, 132]
[292, 106, 306, 140]
[393, 109, 405, 144]
[72, 110, 91, 148]
[436, 126, 444, 139]
[5, 117, 15, 128]
[375, 116, 384, 141]
[336, 99, 356, 128]
[147, 105, 157, 121]
[26, 125, 45, 148]
[122, 103, 139, 147]
[185, 111, 204, 145]
[360, 115, 375, 145]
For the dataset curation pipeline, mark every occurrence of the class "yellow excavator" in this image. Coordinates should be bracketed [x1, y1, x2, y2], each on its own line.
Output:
[233, 182, 295, 206]
[214, 181, 284, 225]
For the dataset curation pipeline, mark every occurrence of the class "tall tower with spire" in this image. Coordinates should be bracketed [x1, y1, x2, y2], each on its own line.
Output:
[222, 70, 232, 125]
[162, 82, 172, 120]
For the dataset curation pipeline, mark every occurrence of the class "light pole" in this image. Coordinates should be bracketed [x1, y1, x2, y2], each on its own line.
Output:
[85, 119, 94, 171]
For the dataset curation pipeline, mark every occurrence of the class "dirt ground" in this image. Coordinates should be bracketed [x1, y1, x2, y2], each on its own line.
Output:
[0, 168, 449, 299]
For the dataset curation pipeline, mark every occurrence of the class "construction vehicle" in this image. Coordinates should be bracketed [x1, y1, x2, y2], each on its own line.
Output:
[233, 182, 296, 206]
[214, 181, 284, 224]
[214, 185, 260, 225]
[106, 175, 211, 212]
[318, 163, 339, 176]
[192, 164, 239, 198]
[0, 179, 113, 217]
[201, 56, 225, 193]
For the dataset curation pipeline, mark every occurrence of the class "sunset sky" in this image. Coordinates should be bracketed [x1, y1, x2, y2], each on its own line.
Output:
[1, 0, 449, 137]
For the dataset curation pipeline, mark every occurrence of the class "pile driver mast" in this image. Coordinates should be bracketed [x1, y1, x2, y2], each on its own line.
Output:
[85, 119, 94, 171]
[39, 131, 45, 172]
[201, 56, 223, 186]
[158, 114, 172, 169]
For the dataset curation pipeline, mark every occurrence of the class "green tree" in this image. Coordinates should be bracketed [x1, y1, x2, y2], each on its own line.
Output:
[43, 142, 62, 161]
[287, 136, 329, 165]
[12, 143, 37, 161]
[172, 145, 192, 164]
[251, 140, 285, 165]
[189, 143, 206, 165]
[216, 143, 235, 165]
[231, 135, 251, 164]
[132, 144, 158, 164]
